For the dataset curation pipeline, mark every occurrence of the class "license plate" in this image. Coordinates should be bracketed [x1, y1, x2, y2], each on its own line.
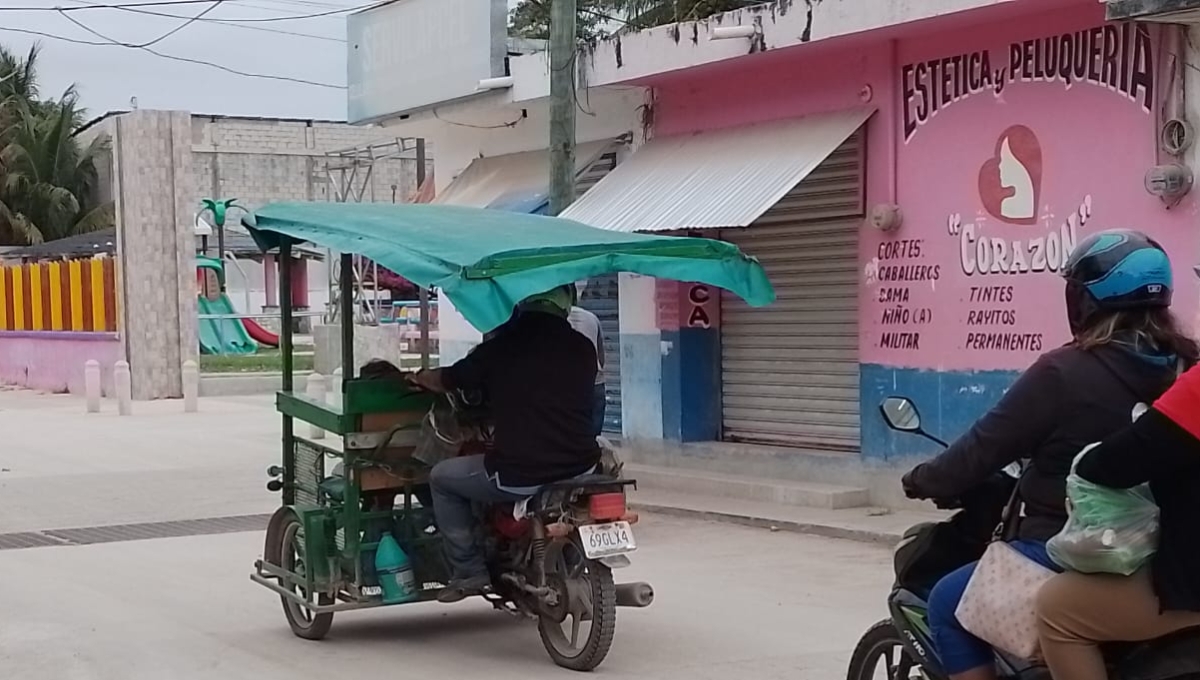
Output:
[578, 521, 636, 559]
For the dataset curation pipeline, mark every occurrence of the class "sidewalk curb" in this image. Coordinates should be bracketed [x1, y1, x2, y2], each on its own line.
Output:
[631, 502, 902, 547]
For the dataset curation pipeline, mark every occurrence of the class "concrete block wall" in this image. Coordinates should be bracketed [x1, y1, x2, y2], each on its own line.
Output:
[190, 116, 433, 210]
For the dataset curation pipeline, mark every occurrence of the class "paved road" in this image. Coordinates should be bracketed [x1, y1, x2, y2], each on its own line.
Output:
[0, 391, 280, 532]
[0, 391, 894, 678]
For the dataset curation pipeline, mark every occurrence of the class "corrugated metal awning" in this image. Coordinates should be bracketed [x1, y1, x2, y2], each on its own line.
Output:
[434, 140, 615, 213]
[560, 108, 874, 232]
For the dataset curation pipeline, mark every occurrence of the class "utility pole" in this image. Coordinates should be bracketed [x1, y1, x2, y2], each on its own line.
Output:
[548, 0, 578, 216]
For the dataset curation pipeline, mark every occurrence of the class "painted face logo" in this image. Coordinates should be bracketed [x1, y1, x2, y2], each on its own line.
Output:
[978, 125, 1042, 225]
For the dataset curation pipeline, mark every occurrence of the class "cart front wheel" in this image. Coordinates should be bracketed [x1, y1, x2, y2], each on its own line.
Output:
[537, 537, 617, 672]
[264, 507, 334, 640]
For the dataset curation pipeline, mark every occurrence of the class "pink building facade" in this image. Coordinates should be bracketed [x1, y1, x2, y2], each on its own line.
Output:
[637, 0, 1198, 459]
[356, 0, 1199, 477]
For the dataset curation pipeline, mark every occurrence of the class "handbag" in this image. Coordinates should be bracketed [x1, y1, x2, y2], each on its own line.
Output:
[955, 541, 1056, 660]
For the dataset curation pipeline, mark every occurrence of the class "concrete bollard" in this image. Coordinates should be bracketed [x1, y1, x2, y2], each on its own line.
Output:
[330, 367, 343, 410]
[306, 372, 326, 439]
[182, 360, 199, 413]
[114, 360, 132, 416]
[84, 360, 101, 413]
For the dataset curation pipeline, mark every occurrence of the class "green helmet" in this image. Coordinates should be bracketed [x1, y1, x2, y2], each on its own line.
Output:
[517, 285, 573, 317]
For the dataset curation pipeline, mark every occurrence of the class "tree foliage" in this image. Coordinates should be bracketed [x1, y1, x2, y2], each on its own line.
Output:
[0, 44, 113, 246]
[508, 0, 761, 40]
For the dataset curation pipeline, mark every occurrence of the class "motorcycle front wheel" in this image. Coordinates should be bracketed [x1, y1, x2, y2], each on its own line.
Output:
[847, 620, 924, 680]
[537, 537, 617, 672]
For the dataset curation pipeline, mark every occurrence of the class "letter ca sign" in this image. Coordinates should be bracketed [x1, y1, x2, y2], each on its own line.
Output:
[687, 285, 713, 329]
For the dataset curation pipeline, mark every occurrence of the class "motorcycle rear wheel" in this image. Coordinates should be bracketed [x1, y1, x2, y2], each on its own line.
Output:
[537, 538, 617, 672]
[847, 620, 923, 680]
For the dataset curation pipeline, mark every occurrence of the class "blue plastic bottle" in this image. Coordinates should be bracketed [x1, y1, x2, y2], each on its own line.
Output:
[376, 534, 418, 604]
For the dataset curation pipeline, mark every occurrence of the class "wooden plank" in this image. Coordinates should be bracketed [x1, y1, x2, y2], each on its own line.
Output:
[90, 258, 106, 332]
[29, 263, 43, 331]
[80, 260, 93, 331]
[12, 265, 25, 330]
[48, 262, 63, 331]
[102, 259, 117, 331]
[69, 260, 84, 331]
[0, 266, 8, 331]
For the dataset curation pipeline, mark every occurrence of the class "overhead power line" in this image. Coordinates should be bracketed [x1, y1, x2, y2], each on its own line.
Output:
[62, 0, 346, 43]
[0, 0, 372, 21]
[0, 1, 219, 10]
[0, 24, 345, 89]
[207, 2, 373, 21]
[58, 4, 218, 48]
[67, 0, 227, 49]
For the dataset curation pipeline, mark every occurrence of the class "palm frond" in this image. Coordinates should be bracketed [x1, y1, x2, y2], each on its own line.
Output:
[70, 201, 114, 235]
[0, 200, 43, 245]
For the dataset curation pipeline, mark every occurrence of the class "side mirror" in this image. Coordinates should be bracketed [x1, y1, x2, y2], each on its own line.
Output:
[880, 396, 921, 432]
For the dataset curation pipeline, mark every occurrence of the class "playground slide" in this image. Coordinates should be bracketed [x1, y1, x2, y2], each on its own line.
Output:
[198, 294, 258, 355]
[242, 317, 279, 348]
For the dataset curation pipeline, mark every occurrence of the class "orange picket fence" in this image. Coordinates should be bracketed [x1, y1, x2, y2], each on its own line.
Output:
[0, 258, 118, 333]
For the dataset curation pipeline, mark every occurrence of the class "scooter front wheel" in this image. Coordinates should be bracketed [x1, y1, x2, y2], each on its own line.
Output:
[847, 620, 923, 680]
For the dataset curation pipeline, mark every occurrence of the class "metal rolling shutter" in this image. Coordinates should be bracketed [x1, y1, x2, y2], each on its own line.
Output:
[575, 152, 623, 433]
[720, 132, 864, 450]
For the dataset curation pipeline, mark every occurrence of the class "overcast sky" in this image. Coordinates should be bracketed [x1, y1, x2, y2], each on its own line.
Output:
[1, 0, 519, 122]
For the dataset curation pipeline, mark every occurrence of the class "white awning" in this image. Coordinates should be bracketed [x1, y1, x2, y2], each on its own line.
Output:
[434, 140, 614, 212]
[560, 108, 874, 232]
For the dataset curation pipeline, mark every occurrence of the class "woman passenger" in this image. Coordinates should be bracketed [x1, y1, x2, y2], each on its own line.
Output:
[902, 230, 1196, 680]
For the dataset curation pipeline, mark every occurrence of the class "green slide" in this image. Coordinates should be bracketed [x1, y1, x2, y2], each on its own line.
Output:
[198, 294, 258, 355]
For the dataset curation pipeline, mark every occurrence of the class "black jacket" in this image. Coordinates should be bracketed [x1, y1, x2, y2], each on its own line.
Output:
[903, 344, 1178, 542]
[1075, 366, 1200, 612]
[443, 311, 599, 487]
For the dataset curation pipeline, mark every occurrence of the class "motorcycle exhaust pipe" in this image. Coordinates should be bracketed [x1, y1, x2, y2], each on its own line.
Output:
[615, 582, 654, 608]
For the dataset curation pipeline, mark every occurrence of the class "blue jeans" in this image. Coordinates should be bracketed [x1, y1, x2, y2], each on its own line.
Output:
[928, 539, 1061, 674]
[591, 383, 607, 436]
[429, 455, 539, 581]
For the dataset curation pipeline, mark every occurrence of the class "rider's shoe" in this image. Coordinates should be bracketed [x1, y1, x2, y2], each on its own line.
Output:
[437, 574, 491, 604]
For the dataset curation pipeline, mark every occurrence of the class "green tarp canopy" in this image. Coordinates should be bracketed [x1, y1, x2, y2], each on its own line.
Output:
[243, 202, 775, 332]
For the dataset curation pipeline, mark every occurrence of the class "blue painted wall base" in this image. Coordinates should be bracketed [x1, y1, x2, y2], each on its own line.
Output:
[661, 328, 721, 442]
[859, 363, 1021, 462]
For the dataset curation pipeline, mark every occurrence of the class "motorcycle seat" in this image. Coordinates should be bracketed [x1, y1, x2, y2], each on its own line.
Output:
[1105, 626, 1200, 679]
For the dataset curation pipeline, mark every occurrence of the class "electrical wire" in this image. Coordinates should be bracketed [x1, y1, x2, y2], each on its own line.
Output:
[432, 108, 524, 130]
[60, 1, 227, 49]
[0, 24, 345, 88]
[58, 5, 207, 48]
[193, 1, 372, 20]
[246, 0, 350, 9]
[578, 6, 630, 28]
[64, 0, 345, 42]
[0, 0, 370, 21]
[0, 1, 219, 10]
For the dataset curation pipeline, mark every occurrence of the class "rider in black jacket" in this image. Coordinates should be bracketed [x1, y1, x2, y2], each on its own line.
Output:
[903, 230, 1197, 680]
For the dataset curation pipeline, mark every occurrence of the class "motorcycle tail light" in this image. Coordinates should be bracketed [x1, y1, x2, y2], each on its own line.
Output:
[588, 493, 626, 522]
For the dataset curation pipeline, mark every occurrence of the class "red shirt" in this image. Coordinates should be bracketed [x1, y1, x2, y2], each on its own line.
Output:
[1155, 364, 1200, 440]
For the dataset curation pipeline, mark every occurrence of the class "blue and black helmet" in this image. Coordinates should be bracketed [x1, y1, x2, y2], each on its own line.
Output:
[1062, 229, 1173, 334]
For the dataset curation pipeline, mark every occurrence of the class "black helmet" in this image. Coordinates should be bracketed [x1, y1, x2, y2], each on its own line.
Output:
[1062, 229, 1173, 334]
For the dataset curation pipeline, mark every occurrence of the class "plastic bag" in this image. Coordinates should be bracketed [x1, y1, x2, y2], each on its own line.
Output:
[411, 403, 464, 467]
[1047, 443, 1159, 576]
